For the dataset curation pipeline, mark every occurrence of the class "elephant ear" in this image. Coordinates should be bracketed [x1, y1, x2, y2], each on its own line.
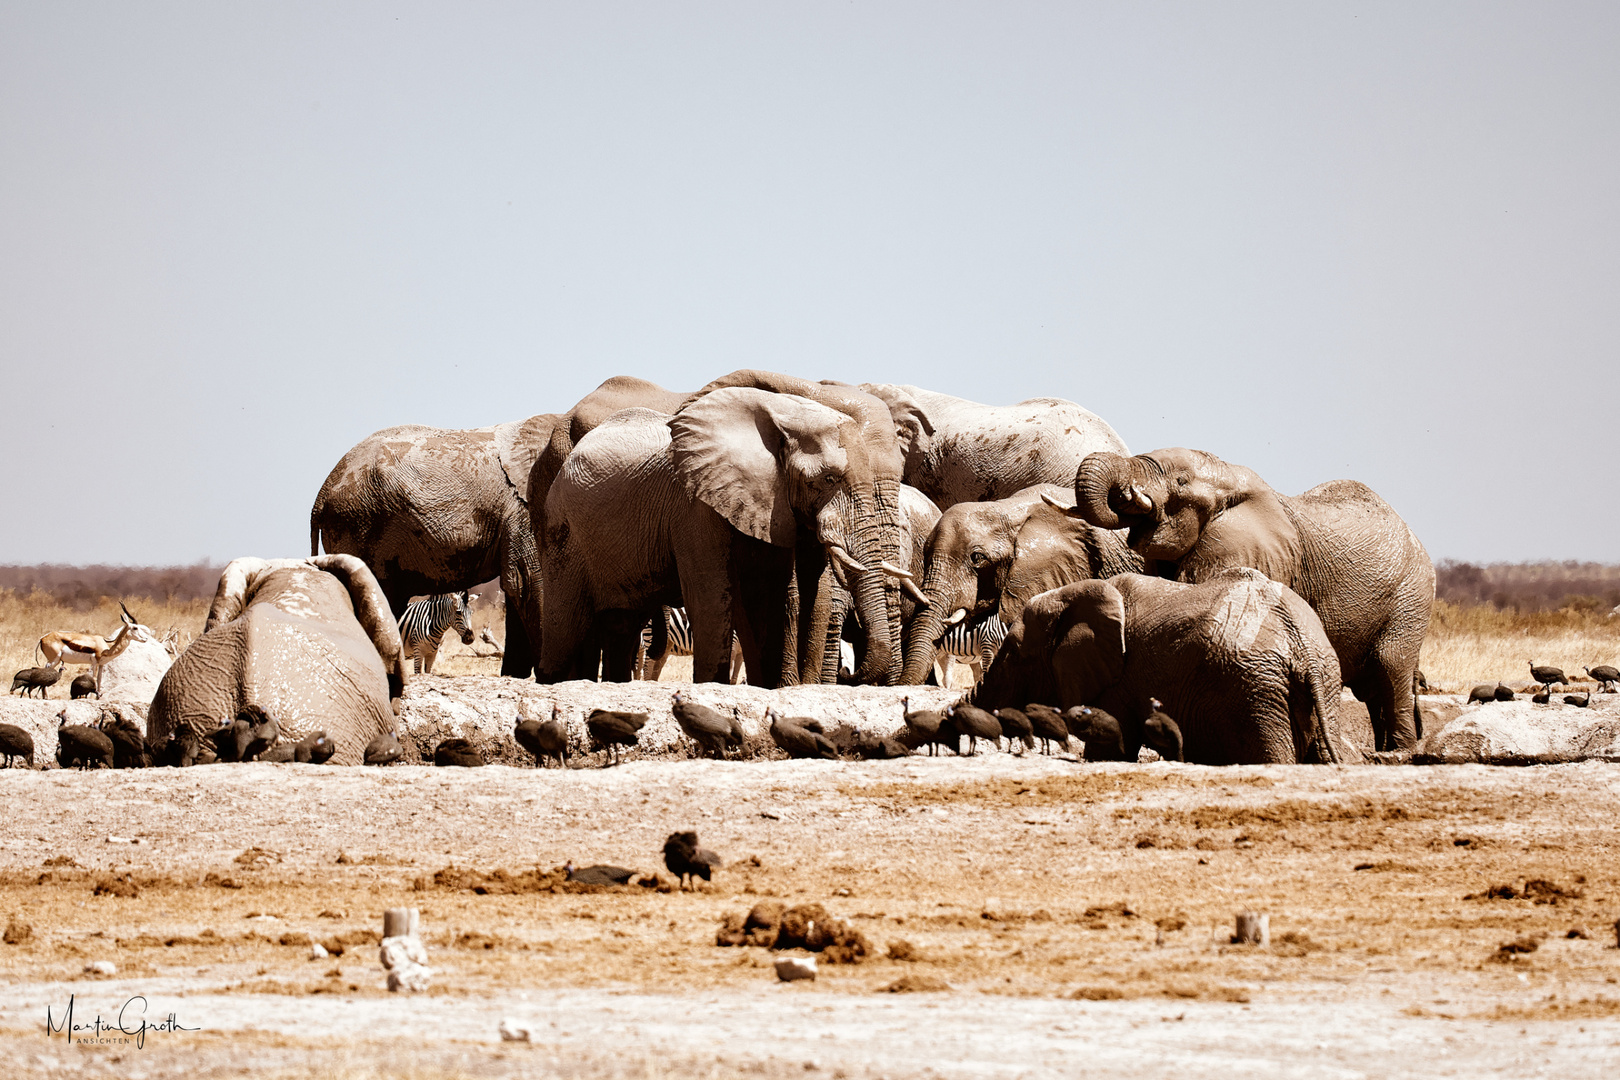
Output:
[495, 414, 559, 504]
[668, 387, 850, 547]
[1047, 580, 1127, 705]
[205, 558, 275, 633]
[860, 383, 934, 455]
[1182, 463, 1302, 585]
[308, 554, 409, 703]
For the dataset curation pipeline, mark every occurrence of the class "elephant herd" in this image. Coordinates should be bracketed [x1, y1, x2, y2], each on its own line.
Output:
[150, 368, 1433, 767]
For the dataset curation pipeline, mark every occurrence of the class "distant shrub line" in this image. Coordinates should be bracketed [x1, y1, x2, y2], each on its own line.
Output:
[0, 563, 224, 610]
[1436, 560, 1620, 614]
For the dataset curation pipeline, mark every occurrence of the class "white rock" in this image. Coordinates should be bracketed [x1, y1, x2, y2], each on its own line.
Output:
[775, 956, 818, 982]
[498, 1018, 533, 1042]
[85, 961, 116, 976]
[379, 934, 431, 992]
[309, 943, 329, 959]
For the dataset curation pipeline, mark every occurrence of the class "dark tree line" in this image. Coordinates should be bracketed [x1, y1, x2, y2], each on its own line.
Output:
[1437, 560, 1620, 613]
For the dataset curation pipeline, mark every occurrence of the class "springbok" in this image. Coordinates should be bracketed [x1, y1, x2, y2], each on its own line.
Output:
[35, 604, 156, 691]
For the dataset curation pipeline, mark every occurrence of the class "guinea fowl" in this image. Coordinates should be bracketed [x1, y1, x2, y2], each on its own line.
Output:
[994, 709, 1036, 754]
[56, 712, 113, 769]
[1584, 665, 1620, 692]
[103, 715, 149, 768]
[234, 704, 279, 762]
[1493, 683, 1515, 702]
[1564, 691, 1591, 708]
[899, 696, 952, 756]
[1141, 698, 1184, 762]
[564, 861, 638, 886]
[587, 709, 647, 767]
[1529, 663, 1568, 691]
[1063, 705, 1128, 762]
[70, 674, 99, 700]
[11, 663, 64, 699]
[767, 708, 838, 759]
[662, 830, 723, 890]
[1023, 703, 1070, 755]
[434, 738, 484, 766]
[672, 691, 737, 758]
[294, 730, 336, 764]
[0, 723, 35, 768]
[1467, 684, 1496, 705]
[856, 733, 911, 759]
[363, 730, 404, 766]
[1531, 690, 1551, 704]
[945, 704, 1001, 756]
[516, 706, 569, 768]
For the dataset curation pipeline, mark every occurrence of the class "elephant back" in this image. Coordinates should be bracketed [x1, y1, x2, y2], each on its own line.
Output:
[495, 414, 560, 505]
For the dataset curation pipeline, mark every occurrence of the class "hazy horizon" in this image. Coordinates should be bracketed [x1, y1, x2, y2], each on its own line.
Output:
[3, 3, 1616, 565]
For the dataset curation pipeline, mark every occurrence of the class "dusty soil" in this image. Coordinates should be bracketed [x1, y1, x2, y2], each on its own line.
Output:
[3, 747, 1620, 1078]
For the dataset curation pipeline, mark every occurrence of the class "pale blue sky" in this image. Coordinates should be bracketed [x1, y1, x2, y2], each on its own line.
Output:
[2, 3, 1615, 565]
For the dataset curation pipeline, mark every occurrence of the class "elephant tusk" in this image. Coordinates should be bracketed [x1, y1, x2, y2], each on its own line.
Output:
[826, 545, 868, 574]
[944, 607, 968, 627]
[1040, 491, 1085, 518]
[899, 577, 929, 605]
[878, 560, 914, 579]
[1127, 484, 1154, 513]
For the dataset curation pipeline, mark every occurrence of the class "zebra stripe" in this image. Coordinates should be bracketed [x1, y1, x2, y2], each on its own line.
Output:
[933, 614, 1007, 685]
[399, 592, 473, 674]
[636, 606, 744, 683]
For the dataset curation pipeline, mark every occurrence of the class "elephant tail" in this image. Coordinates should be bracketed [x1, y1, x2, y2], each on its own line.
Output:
[1288, 619, 1343, 765]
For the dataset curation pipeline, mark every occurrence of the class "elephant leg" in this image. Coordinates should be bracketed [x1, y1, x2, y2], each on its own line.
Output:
[729, 635, 744, 684]
[1361, 646, 1420, 753]
[647, 650, 669, 681]
[937, 655, 952, 687]
[501, 602, 536, 679]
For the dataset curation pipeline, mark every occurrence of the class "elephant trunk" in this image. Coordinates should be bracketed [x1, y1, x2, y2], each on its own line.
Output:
[847, 482, 903, 685]
[901, 559, 973, 684]
[1074, 452, 1162, 530]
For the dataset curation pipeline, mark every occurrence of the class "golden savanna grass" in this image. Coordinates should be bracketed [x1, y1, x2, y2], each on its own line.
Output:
[4, 589, 1618, 694]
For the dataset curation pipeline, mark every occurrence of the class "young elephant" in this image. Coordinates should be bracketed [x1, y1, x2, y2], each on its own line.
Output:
[969, 569, 1345, 766]
[148, 555, 407, 765]
[1062, 448, 1433, 752]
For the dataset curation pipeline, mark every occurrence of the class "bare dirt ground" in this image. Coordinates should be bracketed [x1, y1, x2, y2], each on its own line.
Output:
[3, 747, 1619, 1078]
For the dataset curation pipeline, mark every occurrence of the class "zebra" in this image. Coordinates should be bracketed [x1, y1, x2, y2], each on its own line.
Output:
[934, 614, 1007, 688]
[398, 591, 477, 674]
[635, 606, 744, 683]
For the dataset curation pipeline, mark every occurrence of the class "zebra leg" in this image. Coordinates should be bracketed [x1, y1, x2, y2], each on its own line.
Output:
[422, 640, 440, 674]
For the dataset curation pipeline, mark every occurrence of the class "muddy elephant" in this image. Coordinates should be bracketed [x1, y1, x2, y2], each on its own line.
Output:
[900, 484, 1141, 684]
[310, 415, 557, 677]
[969, 570, 1344, 765]
[542, 379, 910, 686]
[1063, 448, 1434, 751]
[834, 483, 940, 680]
[148, 556, 407, 765]
[859, 383, 1128, 509]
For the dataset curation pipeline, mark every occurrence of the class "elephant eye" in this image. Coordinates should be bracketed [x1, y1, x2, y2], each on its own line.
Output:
[970, 551, 987, 567]
[1177, 476, 1188, 487]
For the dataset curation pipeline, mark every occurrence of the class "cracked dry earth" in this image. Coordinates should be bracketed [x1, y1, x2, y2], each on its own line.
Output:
[1, 753, 1619, 1079]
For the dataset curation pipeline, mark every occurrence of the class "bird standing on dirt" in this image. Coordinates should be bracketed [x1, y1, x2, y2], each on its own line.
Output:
[899, 696, 951, 756]
[1023, 703, 1070, 755]
[56, 710, 113, 769]
[516, 706, 568, 768]
[1063, 705, 1128, 762]
[434, 738, 484, 766]
[1529, 662, 1568, 692]
[672, 691, 739, 758]
[1584, 665, 1619, 692]
[70, 674, 99, 700]
[234, 704, 279, 762]
[587, 709, 647, 767]
[364, 730, 404, 766]
[662, 830, 723, 890]
[766, 708, 838, 759]
[1141, 698, 1184, 763]
[945, 704, 1001, 756]
[11, 662, 64, 699]
[0, 722, 35, 768]
[102, 714, 149, 768]
[994, 708, 1036, 754]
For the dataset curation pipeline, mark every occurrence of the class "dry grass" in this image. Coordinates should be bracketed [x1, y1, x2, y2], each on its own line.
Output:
[0, 589, 207, 689]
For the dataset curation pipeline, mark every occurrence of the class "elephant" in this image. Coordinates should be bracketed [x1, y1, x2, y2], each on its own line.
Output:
[148, 555, 407, 766]
[859, 383, 1128, 509]
[833, 483, 940, 680]
[1063, 448, 1434, 752]
[310, 415, 558, 678]
[900, 484, 1141, 684]
[969, 569, 1345, 766]
[541, 380, 910, 687]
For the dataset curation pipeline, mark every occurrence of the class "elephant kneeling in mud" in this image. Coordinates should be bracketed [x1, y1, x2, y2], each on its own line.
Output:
[969, 569, 1345, 766]
[148, 555, 407, 765]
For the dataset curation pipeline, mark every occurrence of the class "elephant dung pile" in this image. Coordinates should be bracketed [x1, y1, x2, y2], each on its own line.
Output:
[396, 677, 959, 765]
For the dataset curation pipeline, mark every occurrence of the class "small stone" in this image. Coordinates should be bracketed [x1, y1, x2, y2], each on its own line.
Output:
[498, 1018, 532, 1042]
[775, 956, 818, 982]
[309, 943, 329, 960]
[85, 961, 116, 976]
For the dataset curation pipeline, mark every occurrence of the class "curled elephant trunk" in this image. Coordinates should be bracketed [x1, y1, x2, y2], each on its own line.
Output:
[1074, 452, 1163, 530]
[901, 556, 974, 684]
